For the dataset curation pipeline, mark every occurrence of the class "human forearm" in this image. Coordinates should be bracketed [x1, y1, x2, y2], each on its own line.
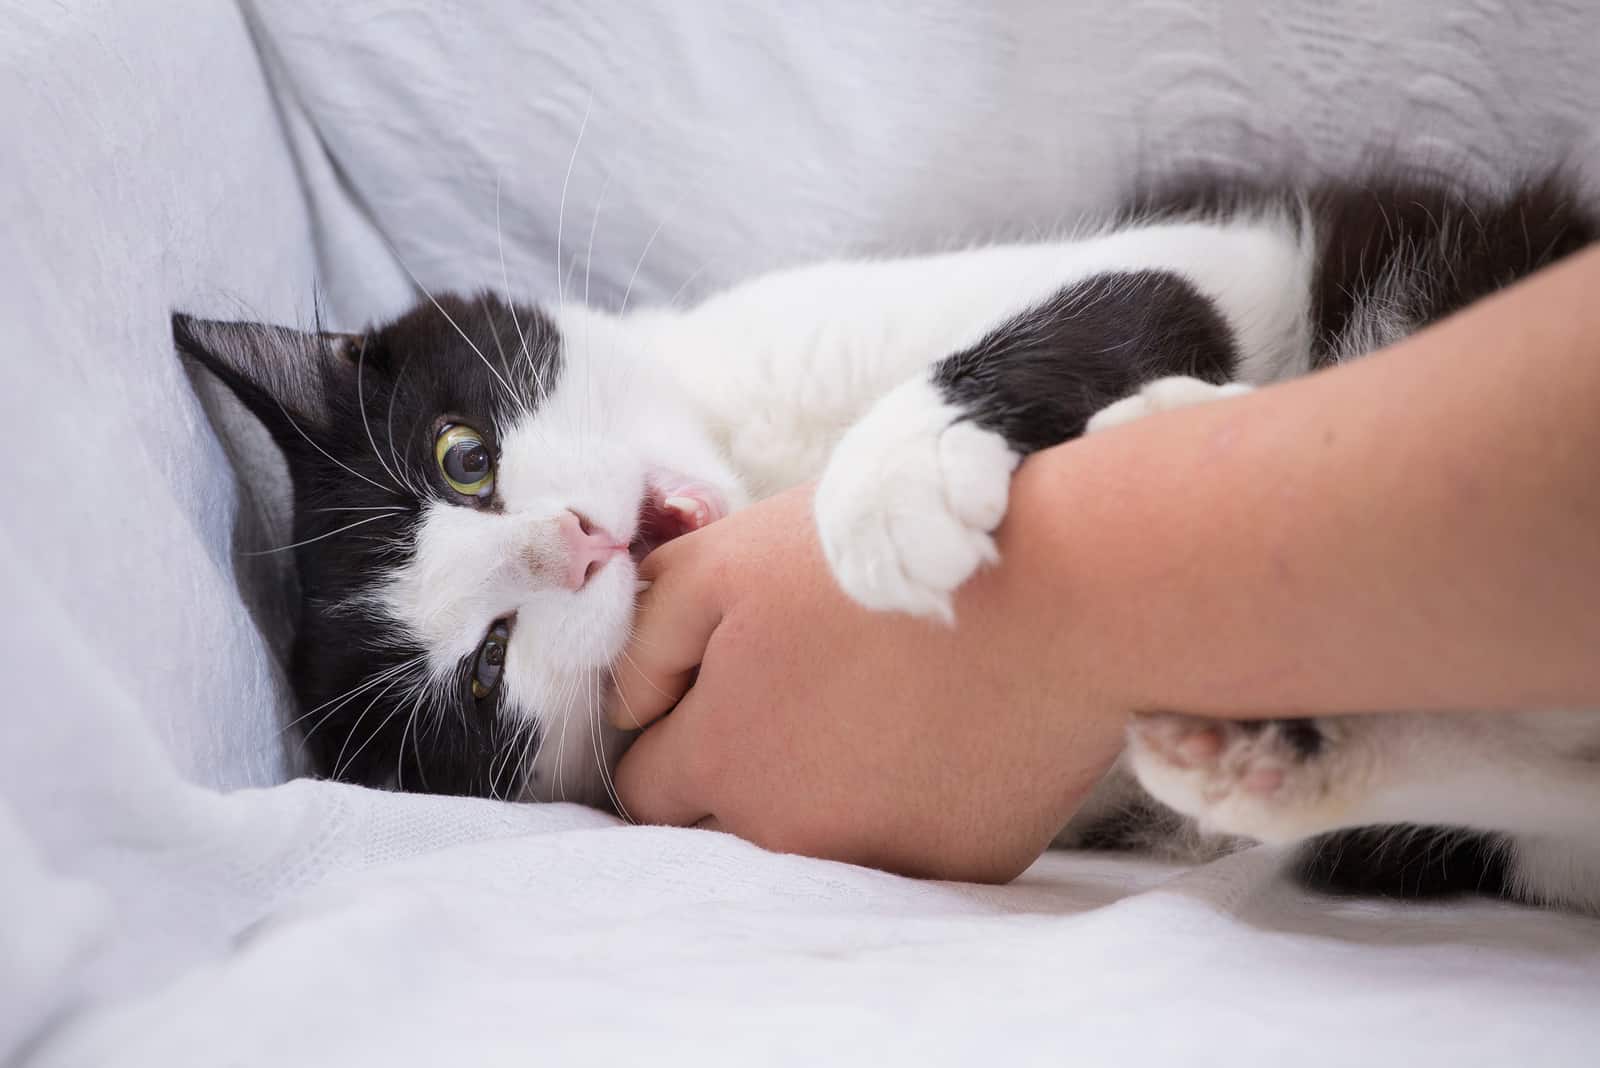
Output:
[996, 245, 1600, 716]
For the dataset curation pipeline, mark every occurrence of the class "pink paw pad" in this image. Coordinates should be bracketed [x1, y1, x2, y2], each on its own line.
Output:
[1176, 728, 1223, 766]
[1241, 765, 1285, 797]
[1133, 715, 1223, 769]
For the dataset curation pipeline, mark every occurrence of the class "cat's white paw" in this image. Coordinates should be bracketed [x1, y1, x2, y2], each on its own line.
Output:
[815, 378, 1018, 623]
[1086, 375, 1252, 434]
[1127, 713, 1352, 843]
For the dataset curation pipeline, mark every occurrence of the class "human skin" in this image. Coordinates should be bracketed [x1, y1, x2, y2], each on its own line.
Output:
[608, 245, 1600, 882]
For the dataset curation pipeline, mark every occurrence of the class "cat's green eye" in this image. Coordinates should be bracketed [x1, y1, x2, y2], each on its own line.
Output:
[471, 620, 510, 700]
[435, 423, 495, 498]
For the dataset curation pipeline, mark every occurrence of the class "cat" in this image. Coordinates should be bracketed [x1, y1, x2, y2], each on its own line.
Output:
[175, 167, 1600, 911]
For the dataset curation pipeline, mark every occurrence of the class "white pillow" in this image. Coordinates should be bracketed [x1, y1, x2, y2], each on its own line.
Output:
[251, 0, 1600, 327]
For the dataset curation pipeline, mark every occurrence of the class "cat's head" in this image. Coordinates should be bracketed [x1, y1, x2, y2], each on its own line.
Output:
[174, 293, 742, 803]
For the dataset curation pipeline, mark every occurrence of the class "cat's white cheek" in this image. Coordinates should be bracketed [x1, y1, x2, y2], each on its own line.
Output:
[546, 306, 749, 520]
[497, 560, 638, 723]
[375, 502, 532, 673]
[501, 563, 637, 806]
[523, 563, 637, 669]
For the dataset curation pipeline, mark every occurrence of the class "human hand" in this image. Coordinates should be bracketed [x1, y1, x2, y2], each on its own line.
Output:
[607, 479, 1128, 882]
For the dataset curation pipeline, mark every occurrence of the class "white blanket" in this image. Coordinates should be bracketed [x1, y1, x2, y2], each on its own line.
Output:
[4, 2, 1599, 1064]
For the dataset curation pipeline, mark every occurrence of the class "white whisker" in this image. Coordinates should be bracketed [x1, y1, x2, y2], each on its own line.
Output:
[243, 512, 399, 556]
[515, 720, 542, 800]
[330, 665, 419, 781]
[555, 93, 594, 320]
[395, 673, 433, 791]
[582, 173, 613, 313]
[383, 236, 524, 408]
[384, 352, 421, 487]
[618, 216, 669, 319]
[273, 396, 398, 497]
[599, 662, 634, 823]
[580, 171, 614, 451]
[286, 654, 424, 741]
[495, 175, 549, 403]
[355, 336, 409, 495]
[668, 258, 714, 307]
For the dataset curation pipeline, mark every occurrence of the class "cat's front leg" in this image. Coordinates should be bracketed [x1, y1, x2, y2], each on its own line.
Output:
[815, 372, 1251, 621]
[814, 376, 1020, 622]
[817, 271, 1251, 622]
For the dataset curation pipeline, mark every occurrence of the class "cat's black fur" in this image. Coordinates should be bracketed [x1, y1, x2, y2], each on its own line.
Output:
[176, 295, 560, 796]
[179, 166, 1596, 905]
[1135, 169, 1596, 366]
[935, 269, 1237, 450]
[926, 169, 1594, 902]
[939, 169, 1596, 462]
[1296, 826, 1516, 901]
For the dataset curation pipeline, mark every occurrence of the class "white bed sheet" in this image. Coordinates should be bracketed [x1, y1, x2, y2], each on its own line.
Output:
[4, 2, 1600, 1064]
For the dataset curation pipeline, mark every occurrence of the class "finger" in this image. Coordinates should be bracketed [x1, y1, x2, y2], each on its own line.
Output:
[613, 694, 716, 827]
[607, 545, 723, 730]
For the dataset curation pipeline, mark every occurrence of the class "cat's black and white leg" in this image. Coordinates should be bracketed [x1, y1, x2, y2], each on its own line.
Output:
[1128, 714, 1361, 845]
[1128, 709, 1600, 911]
[814, 378, 1019, 621]
[817, 270, 1247, 621]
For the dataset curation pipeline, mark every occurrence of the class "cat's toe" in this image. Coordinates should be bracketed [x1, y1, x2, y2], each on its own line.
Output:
[1131, 712, 1229, 771]
[816, 379, 1019, 622]
[1128, 713, 1343, 843]
[1085, 375, 1253, 433]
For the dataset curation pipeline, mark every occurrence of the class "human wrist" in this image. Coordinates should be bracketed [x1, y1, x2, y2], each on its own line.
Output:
[991, 243, 1600, 719]
[988, 384, 1350, 717]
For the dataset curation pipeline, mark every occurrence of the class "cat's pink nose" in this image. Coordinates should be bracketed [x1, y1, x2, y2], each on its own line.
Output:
[556, 510, 627, 590]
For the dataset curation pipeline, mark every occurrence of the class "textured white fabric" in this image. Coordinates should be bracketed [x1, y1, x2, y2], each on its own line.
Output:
[4, 1, 1600, 1064]
[252, 0, 1600, 322]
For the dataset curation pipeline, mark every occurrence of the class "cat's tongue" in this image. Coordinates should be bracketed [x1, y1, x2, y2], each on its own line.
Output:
[630, 476, 727, 562]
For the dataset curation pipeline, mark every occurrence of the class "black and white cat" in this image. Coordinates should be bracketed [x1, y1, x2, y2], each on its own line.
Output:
[175, 169, 1600, 911]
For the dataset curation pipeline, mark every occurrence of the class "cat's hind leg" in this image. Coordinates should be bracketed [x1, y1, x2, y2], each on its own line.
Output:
[1128, 709, 1600, 911]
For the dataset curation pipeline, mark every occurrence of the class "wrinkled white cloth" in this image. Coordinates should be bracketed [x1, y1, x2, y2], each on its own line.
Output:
[3, 2, 1599, 1064]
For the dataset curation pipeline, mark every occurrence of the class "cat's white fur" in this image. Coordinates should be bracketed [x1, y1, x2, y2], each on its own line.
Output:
[1130, 708, 1600, 912]
[378, 215, 1308, 799]
[376, 207, 1600, 911]
[635, 216, 1313, 497]
[378, 303, 746, 801]
[637, 217, 1313, 621]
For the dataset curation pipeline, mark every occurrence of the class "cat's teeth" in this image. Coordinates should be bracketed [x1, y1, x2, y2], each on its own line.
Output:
[635, 579, 652, 595]
[662, 495, 709, 528]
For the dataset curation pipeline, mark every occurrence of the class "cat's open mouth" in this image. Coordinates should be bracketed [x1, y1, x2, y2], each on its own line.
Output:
[630, 476, 728, 562]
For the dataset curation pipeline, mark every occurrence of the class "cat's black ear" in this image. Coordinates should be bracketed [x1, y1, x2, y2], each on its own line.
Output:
[172, 312, 370, 439]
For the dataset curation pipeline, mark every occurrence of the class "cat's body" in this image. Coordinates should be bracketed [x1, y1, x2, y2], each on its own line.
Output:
[176, 168, 1600, 911]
